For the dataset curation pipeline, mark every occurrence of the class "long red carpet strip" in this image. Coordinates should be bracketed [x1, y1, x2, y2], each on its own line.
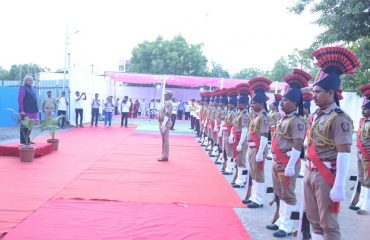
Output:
[0, 124, 250, 239]
[3, 199, 250, 240]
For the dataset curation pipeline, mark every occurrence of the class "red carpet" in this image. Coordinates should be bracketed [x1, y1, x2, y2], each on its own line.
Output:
[0, 142, 53, 157]
[56, 133, 243, 207]
[0, 124, 249, 239]
[3, 199, 250, 240]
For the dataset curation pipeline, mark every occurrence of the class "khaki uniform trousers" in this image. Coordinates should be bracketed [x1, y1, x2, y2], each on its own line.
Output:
[223, 131, 233, 158]
[160, 125, 170, 158]
[304, 169, 340, 240]
[271, 160, 300, 205]
[247, 146, 267, 183]
[358, 153, 370, 187]
[44, 108, 55, 120]
[235, 141, 248, 168]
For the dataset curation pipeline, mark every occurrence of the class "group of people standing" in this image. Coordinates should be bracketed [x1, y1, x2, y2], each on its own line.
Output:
[190, 46, 367, 240]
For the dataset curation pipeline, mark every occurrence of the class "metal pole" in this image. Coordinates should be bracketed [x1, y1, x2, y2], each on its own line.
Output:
[62, 25, 68, 93]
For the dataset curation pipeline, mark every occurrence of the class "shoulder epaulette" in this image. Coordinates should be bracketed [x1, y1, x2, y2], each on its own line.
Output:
[334, 108, 344, 114]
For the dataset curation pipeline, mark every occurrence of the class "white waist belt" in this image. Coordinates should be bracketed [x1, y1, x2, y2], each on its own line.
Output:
[248, 142, 256, 147]
[306, 160, 332, 169]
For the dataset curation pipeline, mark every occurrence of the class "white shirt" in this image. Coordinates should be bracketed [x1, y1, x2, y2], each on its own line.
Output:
[121, 101, 130, 113]
[75, 97, 83, 109]
[92, 99, 100, 109]
[104, 101, 114, 112]
[185, 104, 190, 112]
[58, 97, 68, 111]
[172, 102, 179, 114]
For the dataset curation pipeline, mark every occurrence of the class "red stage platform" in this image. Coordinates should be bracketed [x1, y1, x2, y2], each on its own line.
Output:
[0, 142, 54, 158]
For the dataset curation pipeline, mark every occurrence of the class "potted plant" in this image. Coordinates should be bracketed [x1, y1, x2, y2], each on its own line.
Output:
[42, 115, 62, 151]
[19, 117, 37, 162]
[7, 108, 37, 162]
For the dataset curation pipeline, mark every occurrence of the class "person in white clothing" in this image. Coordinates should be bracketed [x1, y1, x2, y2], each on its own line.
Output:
[75, 91, 86, 127]
[56, 91, 68, 128]
[120, 96, 130, 127]
[104, 96, 114, 127]
[91, 93, 101, 127]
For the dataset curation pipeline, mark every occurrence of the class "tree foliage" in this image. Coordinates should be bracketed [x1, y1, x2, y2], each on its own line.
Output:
[342, 38, 370, 91]
[207, 62, 230, 78]
[130, 35, 208, 76]
[233, 67, 267, 80]
[289, 0, 369, 91]
[289, 0, 370, 44]
[0, 64, 45, 81]
[0, 66, 8, 80]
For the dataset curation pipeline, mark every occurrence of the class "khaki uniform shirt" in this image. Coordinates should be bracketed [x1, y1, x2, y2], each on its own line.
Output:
[234, 109, 249, 133]
[43, 97, 56, 110]
[309, 103, 353, 160]
[273, 111, 305, 153]
[225, 109, 238, 130]
[359, 118, 370, 149]
[220, 107, 228, 121]
[214, 107, 222, 122]
[159, 100, 173, 127]
[269, 110, 282, 126]
[247, 110, 269, 141]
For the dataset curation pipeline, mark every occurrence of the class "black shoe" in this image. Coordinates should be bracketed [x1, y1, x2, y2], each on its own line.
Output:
[247, 202, 263, 208]
[242, 199, 252, 204]
[266, 156, 272, 160]
[266, 224, 279, 231]
[232, 184, 245, 188]
[223, 172, 233, 175]
[30, 141, 36, 145]
[297, 174, 304, 178]
[349, 205, 360, 211]
[214, 161, 222, 165]
[273, 229, 291, 238]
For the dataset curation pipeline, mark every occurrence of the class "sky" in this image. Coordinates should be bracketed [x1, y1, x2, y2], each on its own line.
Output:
[0, 0, 322, 75]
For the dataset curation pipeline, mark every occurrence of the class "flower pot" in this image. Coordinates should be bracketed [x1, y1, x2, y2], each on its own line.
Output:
[47, 139, 59, 151]
[19, 147, 36, 162]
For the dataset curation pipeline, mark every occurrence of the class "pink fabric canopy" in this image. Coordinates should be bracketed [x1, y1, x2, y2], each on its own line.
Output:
[105, 71, 299, 90]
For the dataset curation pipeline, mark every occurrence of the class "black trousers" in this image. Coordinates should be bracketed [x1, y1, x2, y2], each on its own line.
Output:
[190, 116, 195, 129]
[75, 108, 83, 126]
[121, 112, 128, 127]
[114, 106, 118, 115]
[195, 119, 200, 137]
[58, 110, 67, 128]
[20, 123, 31, 144]
[171, 114, 177, 129]
[177, 110, 183, 120]
[91, 108, 99, 126]
[184, 112, 190, 120]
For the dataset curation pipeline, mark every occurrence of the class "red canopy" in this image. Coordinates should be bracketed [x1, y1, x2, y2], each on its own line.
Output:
[105, 71, 300, 90]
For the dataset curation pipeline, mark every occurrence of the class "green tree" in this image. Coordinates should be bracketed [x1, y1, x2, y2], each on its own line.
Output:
[8, 64, 45, 81]
[289, 0, 370, 44]
[207, 62, 230, 78]
[130, 35, 208, 76]
[342, 38, 370, 91]
[233, 67, 266, 80]
[269, 58, 291, 82]
[0, 66, 9, 80]
[286, 48, 318, 80]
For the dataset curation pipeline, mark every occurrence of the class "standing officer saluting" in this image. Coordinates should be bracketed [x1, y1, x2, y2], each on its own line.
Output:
[305, 46, 360, 240]
[267, 68, 311, 238]
[158, 90, 174, 161]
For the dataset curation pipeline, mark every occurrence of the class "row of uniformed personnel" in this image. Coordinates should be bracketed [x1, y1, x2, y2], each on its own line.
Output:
[192, 46, 368, 240]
